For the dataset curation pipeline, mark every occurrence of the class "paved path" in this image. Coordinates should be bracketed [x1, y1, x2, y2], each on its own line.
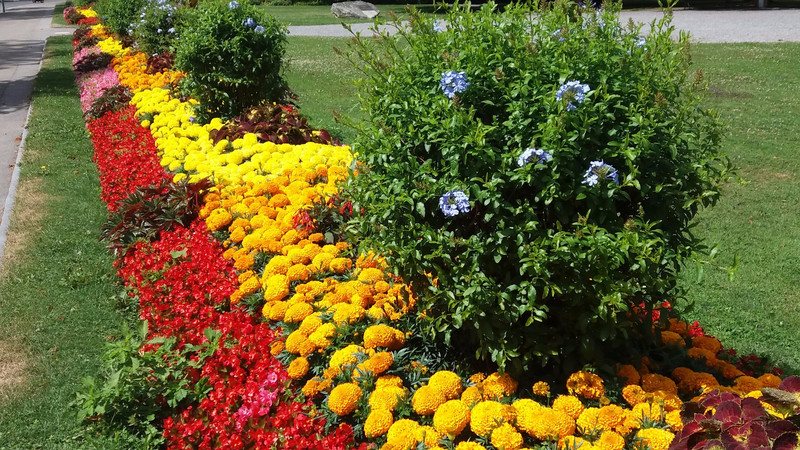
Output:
[289, 8, 800, 42]
[0, 0, 65, 225]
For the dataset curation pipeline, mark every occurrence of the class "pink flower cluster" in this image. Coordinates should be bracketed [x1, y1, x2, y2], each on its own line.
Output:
[77, 66, 120, 114]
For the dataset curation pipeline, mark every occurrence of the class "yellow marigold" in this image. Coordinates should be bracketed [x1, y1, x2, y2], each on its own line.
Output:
[482, 372, 518, 399]
[415, 425, 443, 447]
[660, 330, 685, 346]
[566, 371, 606, 400]
[469, 372, 487, 384]
[331, 303, 365, 324]
[328, 383, 362, 416]
[596, 404, 626, 432]
[665, 409, 683, 431]
[433, 399, 471, 437]
[364, 409, 393, 438]
[298, 314, 322, 335]
[284, 329, 306, 354]
[553, 395, 584, 420]
[642, 373, 678, 395]
[617, 364, 641, 385]
[386, 419, 420, 450]
[577, 407, 601, 433]
[376, 375, 404, 389]
[429, 370, 463, 400]
[692, 336, 722, 354]
[206, 209, 232, 231]
[455, 443, 487, 450]
[595, 431, 625, 450]
[263, 274, 290, 303]
[635, 428, 674, 450]
[470, 400, 513, 437]
[284, 302, 314, 323]
[532, 381, 550, 396]
[630, 402, 663, 426]
[758, 373, 782, 388]
[491, 422, 524, 450]
[363, 324, 405, 350]
[558, 436, 591, 450]
[369, 386, 407, 411]
[268, 301, 289, 321]
[287, 264, 311, 282]
[412, 385, 447, 416]
[288, 357, 310, 380]
[461, 385, 482, 406]
[238, 276, 261, 296]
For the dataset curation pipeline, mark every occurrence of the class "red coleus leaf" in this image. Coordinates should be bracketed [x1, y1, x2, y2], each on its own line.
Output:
[779, 375, 800, 393]
[765, 420, 799, 440]
[713, 400, 743, 424]
[741, 396, 768, 421]
[773, 432, 800, 450]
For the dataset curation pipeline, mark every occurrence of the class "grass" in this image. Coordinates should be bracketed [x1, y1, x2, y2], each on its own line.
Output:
[260, 3, 444, 26]
[283, 37, 800, 374]
[679, 43, 800, 375]
[0, 35, 121, 448]
[52, 2, 71, 28]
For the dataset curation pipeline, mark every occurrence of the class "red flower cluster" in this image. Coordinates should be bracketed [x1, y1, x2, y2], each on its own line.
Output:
[77, 17, 101, 26]
[87, 105, 171, 211]
[163, 313, 363, 449]
[117, 221, 236, 347]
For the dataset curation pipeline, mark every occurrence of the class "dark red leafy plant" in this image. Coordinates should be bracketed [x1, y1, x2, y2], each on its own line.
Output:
[210, 104, 336, 146]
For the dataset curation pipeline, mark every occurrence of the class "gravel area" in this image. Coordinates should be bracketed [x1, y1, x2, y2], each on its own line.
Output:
[288, 8, 800, 43]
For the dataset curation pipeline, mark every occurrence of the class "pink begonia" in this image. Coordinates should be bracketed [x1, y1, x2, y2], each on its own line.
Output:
[77, 67, 120, 113]
[72, 46, 103, 68]
[77, 66, 120, 113]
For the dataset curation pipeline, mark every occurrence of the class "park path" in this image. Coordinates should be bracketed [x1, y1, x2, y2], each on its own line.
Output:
[0, 0, 68, 230]
[289, 8, 800, 42]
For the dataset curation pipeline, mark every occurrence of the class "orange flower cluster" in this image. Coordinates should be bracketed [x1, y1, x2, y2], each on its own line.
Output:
[111, 52, 183, 92]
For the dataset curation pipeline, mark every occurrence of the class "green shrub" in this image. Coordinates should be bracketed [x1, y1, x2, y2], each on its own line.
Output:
[94, 0, 148, 36]
[346, 1, 730, 375]
[174, 0, 289, 123]
[130, 0, 186, 55]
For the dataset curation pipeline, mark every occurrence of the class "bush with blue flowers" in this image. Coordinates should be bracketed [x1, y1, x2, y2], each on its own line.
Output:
[346, 1, 731, 376]
[174, 0, 288, 122]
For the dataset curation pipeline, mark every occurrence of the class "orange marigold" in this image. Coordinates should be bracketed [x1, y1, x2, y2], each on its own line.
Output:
[455, 443, 487, 450]
[461, 385, 482, 406]
[363, 324, 405, 350]
[566, 371, 605, 400]
[433, 399, 471, 437]
[386, 419, 420, 450]
[595, 430, 625, 450]
[284, 302, 314, 323]
[412, 385, 446, 416]
[365, 409, 393, 438]
[558, 436, 590, 450]
[491, 423, 524, 450]
[482, 372, 518, 399]
[532, 381, 551, 396]
[758, 373, 782, 388]
[552, 395, 584, 420]
[642, 373, 678, 395]
[376, 375, 404, 389]
[692, 336, 722, 354]
[288, 356, 310, 380]
[328, 382, 362, 416]
[617, 364, 641, 386]
[415, 425, 443, 447]
[369, 386, 407, 411]
[636, 427, 675, 450]
[429, 370, 463, 400]
[470, 400, 511, 437]
[660, 330, 685, 346]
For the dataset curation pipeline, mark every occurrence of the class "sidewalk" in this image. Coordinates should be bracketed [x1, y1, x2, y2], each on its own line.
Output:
[289, 8, 800, 42]
[0, 0, 62, 224]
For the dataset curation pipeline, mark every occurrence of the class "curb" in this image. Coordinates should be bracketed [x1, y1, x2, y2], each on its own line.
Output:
[0, 38, 48, 270]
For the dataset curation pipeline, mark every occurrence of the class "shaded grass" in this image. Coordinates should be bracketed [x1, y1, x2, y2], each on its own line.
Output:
[0, 36, 121, 448]
[679, 43, 800, 375]
[261, 3, 444, 26]
[52, 2, 70, 28]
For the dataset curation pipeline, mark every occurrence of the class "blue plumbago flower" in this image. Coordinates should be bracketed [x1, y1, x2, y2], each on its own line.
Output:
[518, 147, 553, 167]
[555, 80, 590, 111]
[582, 160, 619, 186]
[433, 20, 445, 32]
[228, 1, 239, 9]
[635, 37, 647, 48]
[168, 27, 176, 34]
[439, 190, 470, 217]
[552, 29, 566, 41]
[244, 17, 255, 28]
[440, 71, 470, 99]
[157, 28, 163, 34]
[254, 25, 265, 33]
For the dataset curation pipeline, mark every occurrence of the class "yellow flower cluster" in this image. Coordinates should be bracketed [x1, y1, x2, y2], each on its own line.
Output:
[112, 53, 183, 93]
[95, 36, 130, 58]
[77, 7, 98, 17]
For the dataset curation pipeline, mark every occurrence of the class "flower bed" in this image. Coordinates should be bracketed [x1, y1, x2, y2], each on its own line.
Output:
[70, 4, 800, 450]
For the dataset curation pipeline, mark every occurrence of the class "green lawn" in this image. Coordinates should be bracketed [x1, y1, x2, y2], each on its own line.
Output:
[0, 36, 122, 448]
[261, 3, 444, 26]
[679, 43, 800, 375]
